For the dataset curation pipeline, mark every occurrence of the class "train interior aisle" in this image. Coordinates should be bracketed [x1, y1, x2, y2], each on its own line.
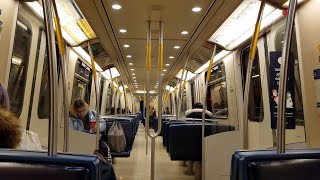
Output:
[113, 124, 194, 180]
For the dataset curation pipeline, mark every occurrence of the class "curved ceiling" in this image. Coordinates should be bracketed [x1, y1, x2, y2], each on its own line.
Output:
[74, 0, 242, 94]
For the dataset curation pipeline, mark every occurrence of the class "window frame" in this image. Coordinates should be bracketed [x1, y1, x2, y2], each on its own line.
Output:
[240, 46, 264, 122]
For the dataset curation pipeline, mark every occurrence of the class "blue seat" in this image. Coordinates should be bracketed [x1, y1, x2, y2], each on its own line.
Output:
[104, 119, 135, 157]
[168, 123, 235, 161]
[0, 149, 102, 180]
[231, 149, 320, 180]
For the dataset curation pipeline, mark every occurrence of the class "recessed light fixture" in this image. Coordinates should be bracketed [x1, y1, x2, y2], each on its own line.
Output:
[169, 56, 174, 59]
[165, 64, 170, 66]
[134, 80, 137, 82]
[119, 29, 127, 33]
[181, 31, 188, 35]
[163, 69, 167, 72]
[112, 4, 122, 10]
[174, 46, 180, 49]
[124, 44, 130, 48]
[133, 77, 136, 79]
[131, 69, 134, 71]
[132, 73, 135, 75]
[127, 55, 132, 58]
[162, 74, 164, 76]
[129, 63, 133, 65]
[192, 7, 202, 12]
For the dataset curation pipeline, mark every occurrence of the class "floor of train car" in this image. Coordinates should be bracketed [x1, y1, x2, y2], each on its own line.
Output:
[113, 124, 194, 180]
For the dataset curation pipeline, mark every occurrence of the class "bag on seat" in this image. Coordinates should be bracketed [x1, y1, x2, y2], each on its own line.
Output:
[107, 121, 126, 152]
[18, 131, 43, 151]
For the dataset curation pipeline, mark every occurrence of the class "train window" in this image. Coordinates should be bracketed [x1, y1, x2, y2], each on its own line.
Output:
[241, 47, 264, 122]
[181, 88, 187, 116]
[206, 62, 228, 118]
[71, 60, 92, 105]
[38, 44, 61, 119]
[190, 80, 195, 107]
[98, 78, 104, 111]
[105, 84, 112, 115]
[7, 20, 32, 116]
[274, 26, 304, 125]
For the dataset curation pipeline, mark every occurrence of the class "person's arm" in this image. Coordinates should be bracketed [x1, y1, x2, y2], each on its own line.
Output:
[99, 118, 106, 133]
[69, 118, 75, 130]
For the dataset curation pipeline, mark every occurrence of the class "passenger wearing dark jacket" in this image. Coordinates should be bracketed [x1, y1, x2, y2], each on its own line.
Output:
[185, 102, 213, 119]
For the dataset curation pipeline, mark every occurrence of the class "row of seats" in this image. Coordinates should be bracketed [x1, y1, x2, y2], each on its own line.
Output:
[102, 115, 139, 157]
[0, 149, 106, 180]
[162, 119, 235, 161]
[231, 149, 320, 180]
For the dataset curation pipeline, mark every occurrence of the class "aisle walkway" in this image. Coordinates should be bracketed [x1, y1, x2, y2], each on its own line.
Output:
[113, 124, 194, 180]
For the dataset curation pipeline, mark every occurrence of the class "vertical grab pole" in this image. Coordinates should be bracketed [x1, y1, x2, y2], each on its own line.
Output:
[202, 45, 217, 180]
[88, 42, 101, 150]
[42, 0, 59, 156]
[145, 20, 152, 155]
[242, 0, 266, 149]
[277, 0, 298, 154]
[52, 0, 69, 152]
[178, 52, 190, 117]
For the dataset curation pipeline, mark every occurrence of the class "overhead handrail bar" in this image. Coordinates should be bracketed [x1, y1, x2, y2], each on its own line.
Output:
[88, 42, 101, 150]
[178, 52, 190, 118]
[201, 45, 217, 180]
[277, 0, 298, 154]
[42, 0, 59, 156]
[51, 0, 70, 152]
[242, 0, 266, 149]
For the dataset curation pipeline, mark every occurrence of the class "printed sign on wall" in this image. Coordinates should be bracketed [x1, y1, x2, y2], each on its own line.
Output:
[269, 51, 295, 129]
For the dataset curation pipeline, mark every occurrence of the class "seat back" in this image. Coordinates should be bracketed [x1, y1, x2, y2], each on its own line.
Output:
[231, 149, 320, 180]
[168, 123, 235, 161]
[0, 149, 102, 180]
[105, 120, 135, 149]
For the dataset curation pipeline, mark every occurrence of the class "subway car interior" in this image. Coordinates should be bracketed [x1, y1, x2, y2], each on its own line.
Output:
[0, 0, 320, 179]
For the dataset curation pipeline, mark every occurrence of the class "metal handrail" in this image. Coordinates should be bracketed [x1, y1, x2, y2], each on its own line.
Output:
[51, 0, 69, 152]
[178, 52, 190, 118]
[145, 21, 164, 180]
[88, 42, 101, 150]
[42, 0, 59, 156]
[277, 0, 297, 154]
[242, 0, 266, 149]
[201, 45, 217, 180]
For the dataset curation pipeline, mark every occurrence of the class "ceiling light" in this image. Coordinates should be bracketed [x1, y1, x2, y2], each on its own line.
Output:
[129, 63, 133, 65]
[132, 73, 135, 75]
[124, 44, 130, 48]
[169, 56, 174, 59]
[131, 69, 134, 71]
[134, 80, 137, 82]
[174, 46, 180, 49]
[163, 69, 167, 72]
[162, 74, 164, 76]
[119, 29, 127, 33]
[181, 31, 188, 35]
[133, 77, 136, 79]
[165, 64, 170, 66]
[192, 7, 202, 12]
[208, 0, 282, 49]
[127, 55, 132, 58]
[175, 69, 197, 81]
[112, 4, 122, 10]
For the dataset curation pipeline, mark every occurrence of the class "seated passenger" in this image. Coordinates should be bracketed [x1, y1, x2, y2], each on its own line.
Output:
[185, 102, 213, 119]
[69, 99, 112, 163]
[0, 108, 22, 148]
[164, 107, 171, 114]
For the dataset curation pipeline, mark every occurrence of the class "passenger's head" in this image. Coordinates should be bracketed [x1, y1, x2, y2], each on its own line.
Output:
[0, 83, 10, 110]
[71, 99, 89, 119]
[194, 102, 203, 109]
[0, 108, 22, 148]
